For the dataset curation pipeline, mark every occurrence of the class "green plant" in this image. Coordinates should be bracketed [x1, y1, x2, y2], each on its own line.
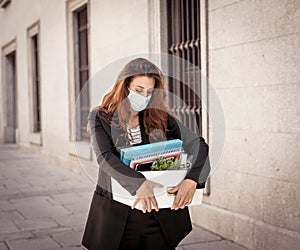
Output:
[151, 156, 181, 171]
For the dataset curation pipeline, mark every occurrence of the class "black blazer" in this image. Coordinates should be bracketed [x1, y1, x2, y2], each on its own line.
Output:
[81, 109, 211, 249]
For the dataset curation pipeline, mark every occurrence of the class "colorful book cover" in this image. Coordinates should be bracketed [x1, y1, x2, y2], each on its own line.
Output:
[119, 139, 183, 166]
[129, 148, 183, 170]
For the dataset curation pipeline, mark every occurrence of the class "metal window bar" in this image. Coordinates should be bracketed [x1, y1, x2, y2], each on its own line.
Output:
[167, 0, 202, 135]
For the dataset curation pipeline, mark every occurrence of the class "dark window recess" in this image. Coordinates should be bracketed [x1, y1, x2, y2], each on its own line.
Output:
[75, 5, 90, 141]
[5, 51, 17, 143]
[167, 0, 202, 135]
[0, 0, 11, 8]
[32, 34, 41, 133]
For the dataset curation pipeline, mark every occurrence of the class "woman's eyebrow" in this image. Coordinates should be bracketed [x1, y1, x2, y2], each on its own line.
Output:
[135, 85, 154, 90]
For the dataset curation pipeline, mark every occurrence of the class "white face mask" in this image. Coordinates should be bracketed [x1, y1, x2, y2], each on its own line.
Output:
[127, 89, 152, 112]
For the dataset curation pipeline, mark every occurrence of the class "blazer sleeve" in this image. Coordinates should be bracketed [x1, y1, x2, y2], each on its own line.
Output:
[88, 109, 146, 196]
[167, 114, 211, 189]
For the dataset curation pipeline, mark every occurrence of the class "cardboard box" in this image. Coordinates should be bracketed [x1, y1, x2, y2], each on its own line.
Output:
[111, 169, 203, 209]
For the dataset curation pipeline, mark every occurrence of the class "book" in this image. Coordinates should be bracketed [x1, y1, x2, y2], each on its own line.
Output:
[119, 139, 183, 166]
[129, 147, 184, 170]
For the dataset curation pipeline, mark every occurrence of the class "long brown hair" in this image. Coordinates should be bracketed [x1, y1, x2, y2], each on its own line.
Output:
[87, 58, 173, 144]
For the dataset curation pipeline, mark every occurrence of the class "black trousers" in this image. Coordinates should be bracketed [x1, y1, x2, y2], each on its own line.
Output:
[118, 208, 175, 250]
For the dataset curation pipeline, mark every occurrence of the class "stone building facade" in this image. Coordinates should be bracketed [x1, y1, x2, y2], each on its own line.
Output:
[0, 0, 299, 249]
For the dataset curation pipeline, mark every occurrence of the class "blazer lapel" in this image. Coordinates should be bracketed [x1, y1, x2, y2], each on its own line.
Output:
[109, 112, 127, 148]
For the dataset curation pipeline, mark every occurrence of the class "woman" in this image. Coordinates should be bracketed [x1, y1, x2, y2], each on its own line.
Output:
[81, 58, 210, 250]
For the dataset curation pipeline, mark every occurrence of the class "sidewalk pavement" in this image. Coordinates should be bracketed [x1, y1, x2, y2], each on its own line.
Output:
[0, 143, 248, 250]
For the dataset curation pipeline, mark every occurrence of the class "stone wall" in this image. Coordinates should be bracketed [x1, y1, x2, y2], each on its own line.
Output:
[190, 1, 300, 249]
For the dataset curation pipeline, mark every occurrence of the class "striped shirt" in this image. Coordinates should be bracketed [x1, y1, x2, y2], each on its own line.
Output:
[126, 123, 142, 145]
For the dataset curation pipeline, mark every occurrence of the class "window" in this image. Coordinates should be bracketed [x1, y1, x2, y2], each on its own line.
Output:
[74, 4, 90, 142]
[31, 34, 41, 133]
[27, 21, 42, 145]
[66, 0, 91, 159]
[167, 0, 204, 135]
[167, 0, 210, 194]
[2, 39, 18, 143]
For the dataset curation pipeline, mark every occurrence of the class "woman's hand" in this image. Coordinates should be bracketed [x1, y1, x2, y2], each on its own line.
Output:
[167, 179, 197, 210]
[131, 180, 163, 213]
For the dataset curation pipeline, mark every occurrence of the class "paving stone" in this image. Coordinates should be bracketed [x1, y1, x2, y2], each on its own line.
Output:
[9, 196, 72, 219]
[6, 237, 61, 250]
[0, 189, 22, 199]
[78, 192, 93, 205]
[50, 193, 83, 206]
[52, 213, 87, 230]
[46, 181, 92, 192]
[1, 159, 43, 169]
[62, 201, 90, 214]
[0, 242, 9, 250]
[0, 201, 15, 211]
[0, 210, 25, 221]
[14, 218, 58, 231]
[1, 179, 31, 190]
[0, 220, 20, 234]
[18, 186, 57, 196]
[18, 205, 71, 220]
[179, 224, 222, 246]
[180, 239, 248, 250]
[78, 191, 93, 199]
[0, 231, 33, 241]
[52, 230, 83, 247]
[32, 227, 72, 238]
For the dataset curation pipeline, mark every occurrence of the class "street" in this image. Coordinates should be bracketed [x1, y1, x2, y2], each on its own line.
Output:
[0, 144, 247, 250]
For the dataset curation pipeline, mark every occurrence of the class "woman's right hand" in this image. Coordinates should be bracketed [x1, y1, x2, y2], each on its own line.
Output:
[131, 180, 163, 213]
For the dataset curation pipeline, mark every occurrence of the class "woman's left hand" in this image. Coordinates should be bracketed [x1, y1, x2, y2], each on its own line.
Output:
[167, 179, 197, 210]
